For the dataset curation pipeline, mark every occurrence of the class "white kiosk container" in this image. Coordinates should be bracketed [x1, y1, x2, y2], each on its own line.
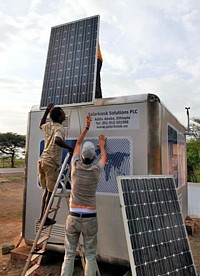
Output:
[23, 94, 187, 265]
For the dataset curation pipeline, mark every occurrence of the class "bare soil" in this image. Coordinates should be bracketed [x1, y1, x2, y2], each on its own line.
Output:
[0, 174, 200, 276]
[0, 175, 129, 276]
[0, 175, 24, 275]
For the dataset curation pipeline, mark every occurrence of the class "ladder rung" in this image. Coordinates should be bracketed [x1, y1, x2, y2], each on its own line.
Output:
[25, 264, 40, 276]
[48, 206, 59, 213]
[36, 235, 49, 246]
[39, 224, 53, 230]
[55, 192, 68, 197]
[30, 249, 46, 262]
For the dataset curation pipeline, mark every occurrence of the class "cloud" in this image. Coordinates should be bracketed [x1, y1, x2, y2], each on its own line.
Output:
[132, 74, 200, 125]
[0, 75, 42, 134]
[176, 57, 200, 78]
[0, 0, 200, 134]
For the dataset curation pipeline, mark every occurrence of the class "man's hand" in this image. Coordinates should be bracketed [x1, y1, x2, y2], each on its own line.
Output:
[40, 103, 54, 128]
[55, 137, 74, 153]
[86, 115, 92, 129]
[98, 134, 106, 148]
[68, 147, 74, 154]
[46, 103, 54, 112]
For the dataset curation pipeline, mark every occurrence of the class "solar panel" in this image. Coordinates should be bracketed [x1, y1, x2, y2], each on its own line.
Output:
[117, 175, 197, 276]
[40, 15, 99, 108]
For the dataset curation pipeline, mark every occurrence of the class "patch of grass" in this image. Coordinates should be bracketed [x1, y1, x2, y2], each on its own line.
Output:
[6, 175, 24, 180]
[0, 158, 25, 168]
[196, 174, 200, 182]
[14, 159, 25, 167]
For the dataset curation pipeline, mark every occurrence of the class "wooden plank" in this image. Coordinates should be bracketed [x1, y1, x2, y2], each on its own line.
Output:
[25, 264, 40, 276]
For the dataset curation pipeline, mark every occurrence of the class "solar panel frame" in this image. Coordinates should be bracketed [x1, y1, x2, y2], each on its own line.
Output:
[117, 175, 197, 276]
[40, 15, 100, 109]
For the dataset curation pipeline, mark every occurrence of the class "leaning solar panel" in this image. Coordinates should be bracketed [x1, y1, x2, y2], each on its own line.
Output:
[117, 175, 197, 276]
[40, 15, 99, 108]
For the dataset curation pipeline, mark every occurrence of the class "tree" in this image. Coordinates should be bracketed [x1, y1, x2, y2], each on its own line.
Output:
[187, 139, 200, 182]
[0, 132, 26, 168]
[186, 118, 200, 182]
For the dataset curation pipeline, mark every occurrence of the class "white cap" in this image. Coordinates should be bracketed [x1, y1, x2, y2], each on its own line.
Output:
[81, 141, 95, 160]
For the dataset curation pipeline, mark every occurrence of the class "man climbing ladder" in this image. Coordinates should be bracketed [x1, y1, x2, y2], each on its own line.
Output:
[37, 103, 73, 225]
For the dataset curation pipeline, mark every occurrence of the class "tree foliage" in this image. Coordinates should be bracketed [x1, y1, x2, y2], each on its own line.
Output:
[0, 132, 26, 168]
[187, 118, 200, 182]
[187, 140, 200, 166]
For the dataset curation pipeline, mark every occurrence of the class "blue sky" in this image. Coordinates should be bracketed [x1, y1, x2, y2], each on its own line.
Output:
[1, 0, 200, 134]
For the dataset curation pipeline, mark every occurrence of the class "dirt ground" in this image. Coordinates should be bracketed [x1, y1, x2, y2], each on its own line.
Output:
[0, 174, 200, 276]
[0, 174, 129, 276]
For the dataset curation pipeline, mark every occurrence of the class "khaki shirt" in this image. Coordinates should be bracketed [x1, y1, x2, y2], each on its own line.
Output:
[70, 153, 103, 208]
[40, 122, 65, 166]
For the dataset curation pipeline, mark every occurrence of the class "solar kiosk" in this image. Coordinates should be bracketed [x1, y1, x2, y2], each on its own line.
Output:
[24, 15, 189, 269]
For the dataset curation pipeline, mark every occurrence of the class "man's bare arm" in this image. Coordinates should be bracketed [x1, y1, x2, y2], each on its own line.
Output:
[98, 134, 107, 166]
[40, 103, 54, 128]
[55, 137, 73, 152]
[73, 115, 91, 155]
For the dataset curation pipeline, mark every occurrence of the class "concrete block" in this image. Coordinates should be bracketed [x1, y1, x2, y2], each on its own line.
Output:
[2, 243, 15, 255]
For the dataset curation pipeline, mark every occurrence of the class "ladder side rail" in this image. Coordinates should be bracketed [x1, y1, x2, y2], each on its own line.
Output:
[55, 161, 71, 201]
[63, 161, 72, 187]
[30, 195, 63, 265]
[21, 153, 70, 276]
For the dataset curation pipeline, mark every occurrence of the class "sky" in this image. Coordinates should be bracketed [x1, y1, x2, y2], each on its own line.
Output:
[0, 0, 200, 135]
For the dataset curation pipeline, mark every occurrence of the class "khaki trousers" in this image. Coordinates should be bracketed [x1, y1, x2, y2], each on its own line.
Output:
[61, 214, 98, 276]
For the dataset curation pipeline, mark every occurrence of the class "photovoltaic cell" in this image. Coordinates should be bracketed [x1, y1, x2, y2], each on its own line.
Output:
[40, 15, 99, 108]
[117, 176, 197, 276]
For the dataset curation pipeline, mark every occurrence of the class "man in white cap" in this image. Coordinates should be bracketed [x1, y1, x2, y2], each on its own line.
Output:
[61, 115, 107, 276]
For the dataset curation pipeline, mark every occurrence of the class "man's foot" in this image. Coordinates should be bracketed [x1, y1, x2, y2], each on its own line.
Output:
[44, 217, 56, 226]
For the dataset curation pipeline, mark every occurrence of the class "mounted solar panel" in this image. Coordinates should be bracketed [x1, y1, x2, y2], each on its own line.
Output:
[40, 15, 99, 108]
[117, 175, 197, 276]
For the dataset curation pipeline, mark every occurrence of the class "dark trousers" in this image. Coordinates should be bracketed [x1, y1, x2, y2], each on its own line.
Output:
[95, 59, 102, 98]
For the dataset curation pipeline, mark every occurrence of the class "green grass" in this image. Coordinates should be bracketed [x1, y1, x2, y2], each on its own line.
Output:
[196, 174, 200, 182]
[0, 158, 25, 168]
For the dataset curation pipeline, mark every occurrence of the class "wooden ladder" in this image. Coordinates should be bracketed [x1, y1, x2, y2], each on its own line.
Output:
[21, 152, 101, 276]
[21, 153, 71, 276]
